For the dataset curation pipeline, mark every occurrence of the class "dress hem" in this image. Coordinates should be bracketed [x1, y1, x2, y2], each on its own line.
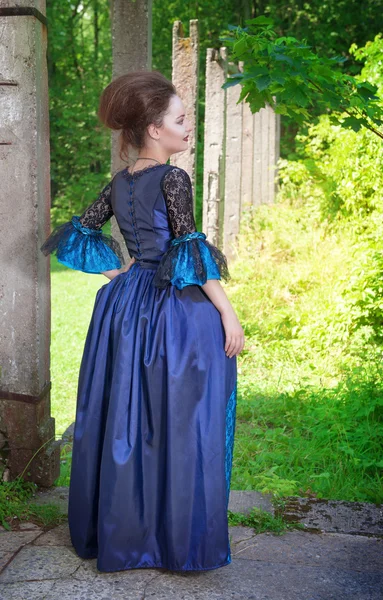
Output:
[73, 547, 232, 573]
[95, 555, 232, 573]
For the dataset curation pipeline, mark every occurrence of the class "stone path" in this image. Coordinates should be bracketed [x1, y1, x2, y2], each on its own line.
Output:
[0, 489, 382, 599]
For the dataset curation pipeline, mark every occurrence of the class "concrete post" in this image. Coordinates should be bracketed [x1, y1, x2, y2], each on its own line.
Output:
[0, 1, 61, 486]
[202, 47, 227, 247]
[223, 62, 243, 260]
[171, 20, 199, 209]
[253, 100, 280, 206]
[110, 0, 153, 257]
[239, 64, 254, 213]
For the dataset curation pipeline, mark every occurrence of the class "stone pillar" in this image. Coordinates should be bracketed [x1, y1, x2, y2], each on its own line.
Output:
[202, 47, 227, 247]
[253, 100, 280, 206]
[0, 1, 61, 486]
[239, 64, 254, 213]
[223, 62, 243, 260]
[171, 20, 199, 208]
[110, 0, 152, 256]
[274, 110, 281, 199]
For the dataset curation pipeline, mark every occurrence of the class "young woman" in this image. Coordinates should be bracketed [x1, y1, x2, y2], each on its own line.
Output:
[41, 70, 245, 573]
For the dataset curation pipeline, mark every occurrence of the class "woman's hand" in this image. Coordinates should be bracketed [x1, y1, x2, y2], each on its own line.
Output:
[101, 256, 136, 280]
[118, 256, 136, 275]
[220, 306, 245, 358]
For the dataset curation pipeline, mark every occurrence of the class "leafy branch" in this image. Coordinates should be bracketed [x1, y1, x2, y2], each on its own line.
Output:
[220, 16, 383, 140]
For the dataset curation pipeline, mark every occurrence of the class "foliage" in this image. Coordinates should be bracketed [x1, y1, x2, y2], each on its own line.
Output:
[251, 0, 383, 76]
[221, 17, 383, 139]
[275, 33, 383, 366]
[47, 0, 113, 226]
[228, 199, 383, 502]
[0, 478, 66, 531]
[277, 116, 383, 222]
[46, 2, 383, 221]
[335, 217, 383, 348]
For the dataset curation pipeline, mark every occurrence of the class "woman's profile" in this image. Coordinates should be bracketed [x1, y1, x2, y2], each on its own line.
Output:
[40, 70, 245, 573]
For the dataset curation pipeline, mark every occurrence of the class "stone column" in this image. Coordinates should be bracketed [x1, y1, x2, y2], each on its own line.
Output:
[223, 62, 243, 260]
[171, 20, 199, 208]
[240, 64, 254, 213]
[253, 100, 280, 205]
[202, 47, 227, 247]
[110, 0, 153, 255]
[0, 1, 61, 486]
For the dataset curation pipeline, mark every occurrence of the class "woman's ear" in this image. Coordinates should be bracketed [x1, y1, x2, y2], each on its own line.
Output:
[147, 123, 160, 141]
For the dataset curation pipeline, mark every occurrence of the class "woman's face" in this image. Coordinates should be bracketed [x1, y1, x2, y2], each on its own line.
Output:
[150, 94, 193, 155]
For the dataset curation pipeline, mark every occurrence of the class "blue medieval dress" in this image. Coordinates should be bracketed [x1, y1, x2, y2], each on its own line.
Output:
[40, 163, 237, 573]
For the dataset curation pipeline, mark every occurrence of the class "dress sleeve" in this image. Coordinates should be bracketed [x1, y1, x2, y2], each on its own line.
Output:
[153, 167, 230, 290]
[40, 180, 125, 274]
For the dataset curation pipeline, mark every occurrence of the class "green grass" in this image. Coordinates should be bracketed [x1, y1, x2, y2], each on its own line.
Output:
[50, 256, 107, 436]
[228, 201, 382, 503]
[0, 478, 67, 531]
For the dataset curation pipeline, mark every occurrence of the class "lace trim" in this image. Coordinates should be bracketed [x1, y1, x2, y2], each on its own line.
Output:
[152, 232, 231, 289]
[39, 218, 125, 273]
[225, 381, 237, 509]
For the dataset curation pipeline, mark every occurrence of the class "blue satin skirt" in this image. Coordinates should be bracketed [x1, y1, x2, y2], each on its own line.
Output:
[67, 262, 237, 572]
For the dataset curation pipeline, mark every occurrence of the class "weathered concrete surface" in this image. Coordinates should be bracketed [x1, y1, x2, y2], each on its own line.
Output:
[228, 489, 275, 516]
[0, 522, 381, 599]
[171, 20, 199, 202]
[202, 47, 227, 248]
[223, 62, 243, 261]
[0, 0, 61, 486]
[0, 489, 381, 598]
[279, 496, 383, 536]
[110, 0, 152, 260]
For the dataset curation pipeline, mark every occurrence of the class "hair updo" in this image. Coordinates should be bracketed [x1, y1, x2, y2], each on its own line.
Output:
[97, 70, 177, 163]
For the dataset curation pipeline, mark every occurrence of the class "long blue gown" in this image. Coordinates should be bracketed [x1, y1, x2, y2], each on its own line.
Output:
[40, 163, 237, 573]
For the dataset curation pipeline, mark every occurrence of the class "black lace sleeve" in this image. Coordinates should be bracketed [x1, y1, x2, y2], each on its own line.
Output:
[78, 181, 114, 229]
[161, 167, 197, 237]
[153, 167, 231, 290]
[39, 178, 125, 274]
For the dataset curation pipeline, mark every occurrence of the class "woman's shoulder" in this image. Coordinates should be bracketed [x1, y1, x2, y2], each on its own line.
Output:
[160, 165, 191, 187]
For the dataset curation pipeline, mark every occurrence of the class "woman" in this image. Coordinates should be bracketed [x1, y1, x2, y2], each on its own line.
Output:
[41, 70, 245, 573]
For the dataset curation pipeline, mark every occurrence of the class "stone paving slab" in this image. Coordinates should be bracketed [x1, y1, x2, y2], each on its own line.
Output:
[280, 497, 383, 536]
[0, 490, 381, 599]
[0, 522, 382, 599]
[230, 527, 383, 572]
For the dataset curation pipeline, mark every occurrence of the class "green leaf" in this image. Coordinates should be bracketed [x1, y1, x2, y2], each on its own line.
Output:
[341, 116, 363, 132]
[274, 53, 294, 65]
[254, 75, 272, 91]
[245, 16, 274, 26]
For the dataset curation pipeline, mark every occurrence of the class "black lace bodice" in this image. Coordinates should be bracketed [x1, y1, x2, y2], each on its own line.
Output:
[78, 166, 198, 240]
[160, 167, 197, 237]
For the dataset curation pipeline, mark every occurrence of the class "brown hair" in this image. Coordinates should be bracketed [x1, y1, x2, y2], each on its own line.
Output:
[97, 70, 177, 163]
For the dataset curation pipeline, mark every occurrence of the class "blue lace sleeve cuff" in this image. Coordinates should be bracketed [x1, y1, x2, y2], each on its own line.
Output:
[153, 231, 230, 290]
[40, 216, 125, 274]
